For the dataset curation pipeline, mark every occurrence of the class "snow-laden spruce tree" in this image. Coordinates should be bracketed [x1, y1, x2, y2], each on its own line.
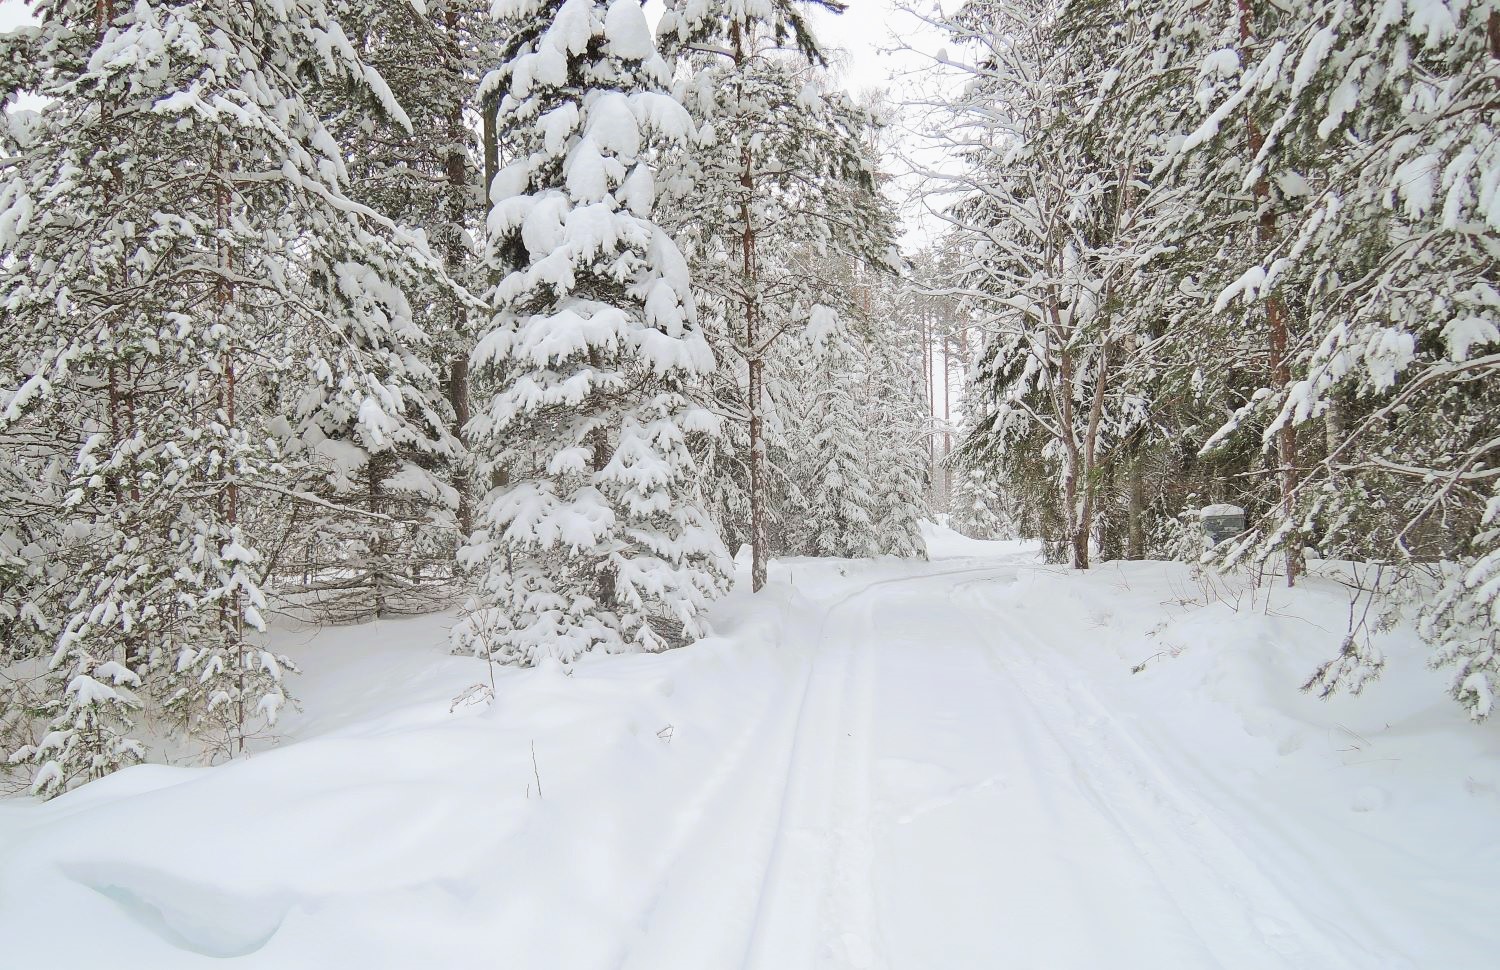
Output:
[285, 256, 464, 620]
[456, 0, 731, 664]
[865, 322, 932, 559]
[950, 466, 1013, 540]
[0, 0, 448, 792]
[784, 332, 881, 559]
[657, 0, 910, 585]
[784, 286, 932, 561]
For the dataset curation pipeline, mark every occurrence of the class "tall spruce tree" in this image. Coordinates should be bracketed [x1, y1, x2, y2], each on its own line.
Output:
[292, 0, 494, 620]
[457, 0, 731, 664]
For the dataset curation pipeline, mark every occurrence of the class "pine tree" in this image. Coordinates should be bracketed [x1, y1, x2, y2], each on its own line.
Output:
[787, 333, 880, 559]
[457, 0, 732, 664]
[293, 0, 495, 619]
[866, 343, 931, 558]
[0, 0, 446, 791]
[658, 0, 906, 582]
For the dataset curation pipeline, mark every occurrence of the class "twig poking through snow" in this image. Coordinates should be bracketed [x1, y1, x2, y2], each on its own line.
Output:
[449, 683, 494, 713]
[1131, 652, 1166, 674]
[531, 740, 544, 799]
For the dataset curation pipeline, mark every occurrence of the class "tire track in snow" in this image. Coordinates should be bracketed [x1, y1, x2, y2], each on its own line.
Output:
[1001, 573, 1430, 966]
[854, 567, 1211, 968]
[950, 577, 1387, 969]
[627, 558, 1434, 968]
[737, 565, 1017, 970]
[616, 648, 811, 970]
[615, 564, 1015, 970]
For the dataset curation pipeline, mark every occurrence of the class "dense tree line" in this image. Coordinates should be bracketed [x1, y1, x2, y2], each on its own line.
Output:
[0, 0, 929, 795]
[930, 0, 1498, 717]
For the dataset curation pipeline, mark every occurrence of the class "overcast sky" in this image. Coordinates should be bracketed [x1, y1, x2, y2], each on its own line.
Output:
[811, 0, 921, 95]
[0, 0, 29, 31]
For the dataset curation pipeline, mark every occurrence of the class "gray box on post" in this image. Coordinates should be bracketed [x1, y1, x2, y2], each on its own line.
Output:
[1198, 504, 1245, 546]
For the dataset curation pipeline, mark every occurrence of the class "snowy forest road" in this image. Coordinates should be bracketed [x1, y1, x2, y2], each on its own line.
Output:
[636, 558, 1413, 970]
[4, 544, 1491, 969]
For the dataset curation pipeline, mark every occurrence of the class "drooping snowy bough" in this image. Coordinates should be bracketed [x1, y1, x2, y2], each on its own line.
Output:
[457, 0, 732, 665]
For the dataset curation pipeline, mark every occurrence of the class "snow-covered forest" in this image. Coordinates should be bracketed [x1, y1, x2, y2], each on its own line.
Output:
[1, 0, 1497, 966]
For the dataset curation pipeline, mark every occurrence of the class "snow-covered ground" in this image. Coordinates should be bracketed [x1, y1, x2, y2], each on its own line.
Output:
[2, 526, 1497, 968]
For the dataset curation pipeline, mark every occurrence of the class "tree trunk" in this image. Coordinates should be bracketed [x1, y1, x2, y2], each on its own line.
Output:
[212, 125, 249, 753]
[442, 0, 472, 542]
[592, 427, 617, 609]
[580, 343, 618, 608]
[923, 301, 935, 496]
[733, 21, 769, 594]
[368, 453, 388, 618]
[1057, 341, 1087, 570]
[483, 89, 499, 200]
[1127, 452, 1145, 560]
[749, 353, 767, 592]
[449, 356, 470, 535]
[941, 325, 951, 512]
[1269, 298, 1300, 585]
[478, 78, 507, 504]
[1238, 0, 1301, 586]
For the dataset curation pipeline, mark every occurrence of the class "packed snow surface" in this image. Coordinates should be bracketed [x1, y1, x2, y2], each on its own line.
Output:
[3, 525, 1498, 968]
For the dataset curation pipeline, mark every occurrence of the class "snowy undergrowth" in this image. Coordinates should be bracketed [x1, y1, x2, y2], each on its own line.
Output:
[961, 551, 1500, 959]
[0, 526, 1496, 967]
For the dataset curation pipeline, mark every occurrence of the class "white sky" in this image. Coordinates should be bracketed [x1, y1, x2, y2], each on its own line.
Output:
[0, 1, 29, 32]
[810, 0, 916, 96]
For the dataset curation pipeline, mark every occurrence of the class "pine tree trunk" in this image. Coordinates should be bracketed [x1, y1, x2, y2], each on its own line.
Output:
[1269, 298, 1300, 585]
[749, 353, 767, 592]
[212, 127, 248, 754]
[588, 347, 617, 608]
[923, 301, 934, 496]
[100, 0, 123, 506]
[449, 356, 470, 534]
[368, 453, 388, 618]
[483, 91, 499, 199]
[733, 21, 769, 594]
[1238, 0, 1301, 587]
[479, 84, 506, 503]
[941, 326, 951, 512]
[442, 0, 472, 543]
[1127, 452, 1145, 560]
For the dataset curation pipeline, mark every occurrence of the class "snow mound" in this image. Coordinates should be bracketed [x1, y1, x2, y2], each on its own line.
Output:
[920, 519, 1037, 560]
